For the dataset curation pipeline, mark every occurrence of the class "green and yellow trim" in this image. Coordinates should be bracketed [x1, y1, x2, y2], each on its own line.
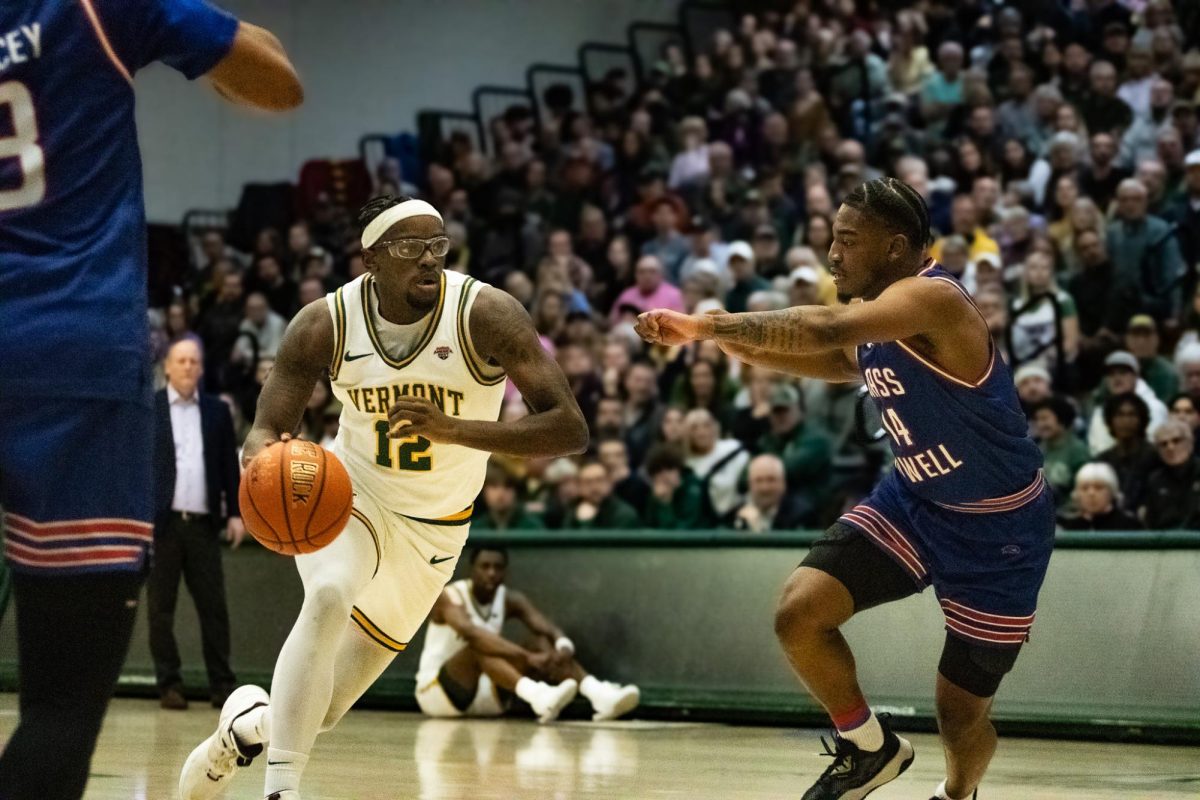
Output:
[455, 277, 506, 386]
[402, 504, 474, 527]
[348, 507, 381, 578]
[350, 606, 407, 652]
[362, 273, 446, 369]
[329, 286, 348, 380]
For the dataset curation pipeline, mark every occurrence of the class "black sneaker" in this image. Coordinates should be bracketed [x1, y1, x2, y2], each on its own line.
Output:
[801, 714, 915, 800]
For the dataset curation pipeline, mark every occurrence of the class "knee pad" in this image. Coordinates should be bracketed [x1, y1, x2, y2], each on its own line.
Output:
[937, 632, 1021, 698]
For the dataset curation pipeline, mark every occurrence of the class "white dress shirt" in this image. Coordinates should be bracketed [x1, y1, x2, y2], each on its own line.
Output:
[168, 385, 209, 514]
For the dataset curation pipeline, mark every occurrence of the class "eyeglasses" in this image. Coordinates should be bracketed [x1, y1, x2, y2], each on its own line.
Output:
[373, 236, 450, 259]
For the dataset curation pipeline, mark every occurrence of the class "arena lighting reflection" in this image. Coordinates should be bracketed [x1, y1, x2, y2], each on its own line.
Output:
[413, 719, 642, 799]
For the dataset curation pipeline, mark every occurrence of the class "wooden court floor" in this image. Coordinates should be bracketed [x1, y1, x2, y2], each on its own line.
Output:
[2, 695, 1196, 799]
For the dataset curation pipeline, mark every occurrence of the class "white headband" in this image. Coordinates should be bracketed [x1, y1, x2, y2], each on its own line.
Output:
[360, 199, 444, 248]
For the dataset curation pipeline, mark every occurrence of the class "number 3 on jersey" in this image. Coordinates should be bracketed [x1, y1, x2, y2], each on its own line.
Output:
[0, 81, 46, 212]
[881, 407, 913, 447]
[374, 420, 432, 471]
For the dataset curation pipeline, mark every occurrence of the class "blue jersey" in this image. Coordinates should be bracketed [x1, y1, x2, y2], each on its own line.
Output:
[857, 263, 1044, 509]
[0, 0, 237, 401]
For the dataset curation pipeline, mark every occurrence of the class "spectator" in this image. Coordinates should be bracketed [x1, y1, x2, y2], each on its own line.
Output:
[1096, 391, 1159, 511]
[757, 383, 832, 517]
[297, 276, 326, 310]
[729, 364, 777, 451]
[642, 445, 705, 529]
[930, 194, 1000, 264]
[1088, 350, 1168, 453]
[1080, 59, 1133, 136]
[668, 116, 711, 191]
[1007, 251, 1079, 384]
[1166, 150, 1200, 292]
[1141, 419, 1200, 529]
[473, 466, 542, 531]
[1169, 392, 1200, 449]
[683, 409, 749, 523]
[1014, 362, 1054, 422]
[1117, 42, 1158, 121]
[1124, 314, 1178, 402]
[609, 256, 684, 324]
[596, 437, 650, 511]
[640, 200, 690, 282]
[671, 358, 733, 425]
[563, 461, 640, 530]
[732, 454, 813, 532]
[1107, 178, 1186, 320]
[622, 360, 662, 467]
[1079, 132, 1129, 212]
[1031, 397, 1091, 507]
[921, 41, 965, 135]
[1057, 462, 1141, 530]
[724, 241, 770, 312]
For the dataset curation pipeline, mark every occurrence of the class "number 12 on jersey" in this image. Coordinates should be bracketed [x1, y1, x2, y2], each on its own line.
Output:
[374, 420, 433, 471]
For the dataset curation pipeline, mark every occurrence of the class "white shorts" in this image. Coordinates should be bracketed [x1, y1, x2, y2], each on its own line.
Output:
[303, 485, 471, 653]
[416, 672, 506, 718]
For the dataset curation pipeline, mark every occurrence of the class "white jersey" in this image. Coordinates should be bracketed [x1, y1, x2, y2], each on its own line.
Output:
[325, 271, 507, 520]
[417, 579, 507, 686]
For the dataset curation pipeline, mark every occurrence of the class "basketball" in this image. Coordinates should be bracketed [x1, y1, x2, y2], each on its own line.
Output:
[239, 439, 353, 556]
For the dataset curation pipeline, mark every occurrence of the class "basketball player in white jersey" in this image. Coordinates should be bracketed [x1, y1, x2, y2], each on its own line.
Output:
[416, 545, 640, 721]
[180, 195, 589, 800]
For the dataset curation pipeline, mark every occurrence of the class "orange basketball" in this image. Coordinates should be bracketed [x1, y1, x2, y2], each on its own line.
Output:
[239, 439, 353, 556]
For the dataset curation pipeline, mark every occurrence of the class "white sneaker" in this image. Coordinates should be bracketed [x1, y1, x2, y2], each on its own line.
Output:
[589, 681, 640, 721]
[179, 684, 269, 800]
[530, 678, 577, 723]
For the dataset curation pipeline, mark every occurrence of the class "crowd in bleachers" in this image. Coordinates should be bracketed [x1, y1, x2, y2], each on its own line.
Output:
[155, 0, 1200, 533]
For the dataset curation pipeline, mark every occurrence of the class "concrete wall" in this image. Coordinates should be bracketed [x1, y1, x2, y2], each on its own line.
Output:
[133, 0, 678, 222]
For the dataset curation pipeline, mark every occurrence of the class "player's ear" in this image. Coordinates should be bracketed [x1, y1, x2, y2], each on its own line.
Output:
[886, 233, 907, 261]
[361, 248, 380, 275]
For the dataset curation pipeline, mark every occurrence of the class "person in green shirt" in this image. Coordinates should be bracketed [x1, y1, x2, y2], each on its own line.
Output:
[1031, 397, 1092, 508]
[472, 467, 544, 531]
[641, 445, 706, 529]
[563, 461, 641, 530]
[724, 241, 770, 313]
[1123, 314, 1178, 403]
[756, 383, 833, 517]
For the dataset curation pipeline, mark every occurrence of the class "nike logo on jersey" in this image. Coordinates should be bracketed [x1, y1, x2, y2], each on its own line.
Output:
[344, 352, 372, 362]
[430, 555, 454, 565]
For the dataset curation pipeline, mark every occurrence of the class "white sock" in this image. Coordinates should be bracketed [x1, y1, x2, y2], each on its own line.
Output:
[934, 779, 970, 800]
[838, 711, 884, 752]
[232, 705, 271, 749]
[515, 677, 543, 705]
[263, 747, 308, 796]
[579, 675, 603, 703]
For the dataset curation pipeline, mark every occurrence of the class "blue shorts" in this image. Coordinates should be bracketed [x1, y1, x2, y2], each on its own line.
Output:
[0, 397, 154, 576]
[838, 470, 1055, 648]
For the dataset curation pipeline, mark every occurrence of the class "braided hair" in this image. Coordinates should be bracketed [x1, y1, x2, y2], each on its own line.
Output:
[356, 193, 416, 232]
[841, 178, 931, 251]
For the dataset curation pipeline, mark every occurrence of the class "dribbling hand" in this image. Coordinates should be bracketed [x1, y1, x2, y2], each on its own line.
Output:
[242, 430, 292, 469]
[634, 309, 708, 346]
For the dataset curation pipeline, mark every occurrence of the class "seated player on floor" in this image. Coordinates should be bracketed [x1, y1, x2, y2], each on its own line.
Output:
[415, 546, 639, 722]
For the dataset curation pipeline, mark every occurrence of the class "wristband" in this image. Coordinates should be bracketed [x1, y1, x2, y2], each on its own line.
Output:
[554, 636, 575, 656]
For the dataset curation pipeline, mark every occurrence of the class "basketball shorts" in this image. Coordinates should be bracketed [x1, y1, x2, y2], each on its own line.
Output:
[0, 396, 154, 575]
[331, 485, 471, 653]
[809, 470, 1054, 653]
[416, 665, 508, 718]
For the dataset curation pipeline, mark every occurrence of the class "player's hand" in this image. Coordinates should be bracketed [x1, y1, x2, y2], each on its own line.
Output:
[225, 516, 247, 549]
[387, 396, 455, 443]
[242, 430, 292, 469]
[634, 309, 708, 346]
[527, 650, 554, 673]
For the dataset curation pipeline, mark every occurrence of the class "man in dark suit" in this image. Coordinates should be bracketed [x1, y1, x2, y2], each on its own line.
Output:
[150, 339, 244, 709]
[732, 454, 814, 532]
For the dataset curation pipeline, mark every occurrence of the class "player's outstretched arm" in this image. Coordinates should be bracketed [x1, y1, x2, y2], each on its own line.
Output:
[387, 288, 589, 457]
[206, 22, 303, 111]
[435, 593, 537, 667]
[636, 277, 961, 355]
[242, 301, 333, 466]
[703, 310, 859, 382]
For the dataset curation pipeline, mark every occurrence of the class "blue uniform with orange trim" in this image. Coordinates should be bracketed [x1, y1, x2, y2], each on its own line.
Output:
[839, 262, 1055, 648]
[0, 0, 237, 574]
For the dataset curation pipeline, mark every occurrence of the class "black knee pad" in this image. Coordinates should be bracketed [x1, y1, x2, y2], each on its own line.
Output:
[937, 632, 1021, 698]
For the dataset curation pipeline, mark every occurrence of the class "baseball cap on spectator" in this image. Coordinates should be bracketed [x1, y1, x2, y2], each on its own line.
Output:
[1104, 350, 1140, 373]
[544, 457, 579, 484]
[691, 258, 720, 278]
[1013, 363, 1051, 386]
[1127, 314, 1157, 332]
[769, 383, 800, 408]
[790, 266, 819, 285]
[1186, 149, 1200, 169]
[728, 241, 754, 262]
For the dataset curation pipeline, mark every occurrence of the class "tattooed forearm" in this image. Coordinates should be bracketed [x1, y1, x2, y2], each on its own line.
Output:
[705, 307, 841, 353]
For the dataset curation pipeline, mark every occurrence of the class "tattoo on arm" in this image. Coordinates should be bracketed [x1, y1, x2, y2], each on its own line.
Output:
[709, 307, 841, 353]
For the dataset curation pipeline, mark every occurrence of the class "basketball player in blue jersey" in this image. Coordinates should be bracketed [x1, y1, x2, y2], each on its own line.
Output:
[0, 2, 300, 797]
[636, 178, 1054, 800]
